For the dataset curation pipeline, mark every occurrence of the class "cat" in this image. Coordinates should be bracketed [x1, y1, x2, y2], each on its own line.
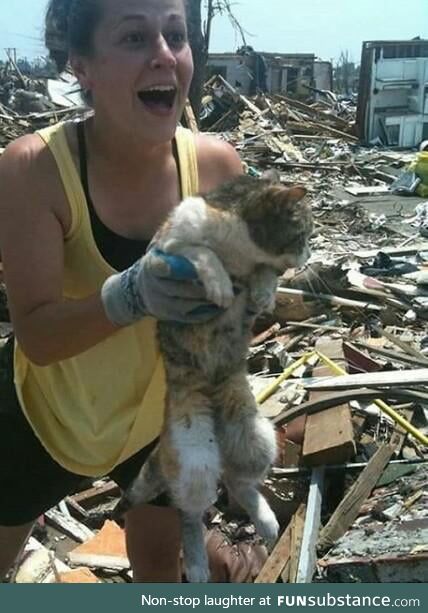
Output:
[116, 174, 313, 582]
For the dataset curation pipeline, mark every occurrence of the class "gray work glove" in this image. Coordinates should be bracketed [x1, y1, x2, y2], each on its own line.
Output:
[101, 248, 222, 326]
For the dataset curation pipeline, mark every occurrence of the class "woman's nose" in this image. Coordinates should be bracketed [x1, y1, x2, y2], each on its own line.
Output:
[150, 35, 177, 70]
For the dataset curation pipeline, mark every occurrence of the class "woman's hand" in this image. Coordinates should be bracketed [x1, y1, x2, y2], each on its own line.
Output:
[101, 248, 222, 326]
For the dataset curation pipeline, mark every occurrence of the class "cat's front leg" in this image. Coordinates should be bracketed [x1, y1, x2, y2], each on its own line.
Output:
[248, 265, 278, 315]
[164, 244, 234, 309]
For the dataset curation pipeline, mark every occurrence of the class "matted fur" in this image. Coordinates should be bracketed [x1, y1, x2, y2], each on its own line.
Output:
[120, 175, 313, 582]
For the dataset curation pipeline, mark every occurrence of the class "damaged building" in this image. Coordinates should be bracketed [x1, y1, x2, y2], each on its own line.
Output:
[357, 38, 428, 148]
[207, 50, 332, 98]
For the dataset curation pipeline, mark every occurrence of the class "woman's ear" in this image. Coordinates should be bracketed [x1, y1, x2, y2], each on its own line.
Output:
[69, 53, 93, 91]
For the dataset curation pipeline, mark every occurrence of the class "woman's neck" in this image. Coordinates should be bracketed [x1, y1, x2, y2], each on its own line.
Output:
[85, 113, 172, 176]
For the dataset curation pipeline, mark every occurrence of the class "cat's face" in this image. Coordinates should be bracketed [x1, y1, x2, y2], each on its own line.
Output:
[241, 178, 313, 271]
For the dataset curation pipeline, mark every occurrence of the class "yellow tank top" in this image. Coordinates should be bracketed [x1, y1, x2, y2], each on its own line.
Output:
[13, 122, 199, 477]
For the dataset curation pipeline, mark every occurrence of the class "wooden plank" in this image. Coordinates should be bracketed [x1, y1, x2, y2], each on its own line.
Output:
[381, 327, 428, 365]
[289, 503, 307, 583]
[302, 340, 356, 466]
[392, 408, 415, 455]
[14, 537, 71, 584]
[295, 467, 325, 583]
[277, 288, 383, 311]
[69, 480, 120, 508]
[304, 368, 428, 391]
[254, 522, 292, 583]
[317, 444, 395, 552]
[183, 100, 199, 133]
[342, 341, 383, 374]
[287, 120, 359, 142]
[250, 323, 281, 347]
[280, 559, 291, 583]
[216, 74, 263, 116]
[351, 339, 428, 369]
[275, 93, 350, 129]
[45, 508, 94, 543]
[272, 388, 428, 428]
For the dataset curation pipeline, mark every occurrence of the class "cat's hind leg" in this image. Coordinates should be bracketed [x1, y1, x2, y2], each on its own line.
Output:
[160, 388, 221, 582]
[224, 477, 279, 546]
[214, 373, 279, 545]
[162, 410, 221, 516]
[112, 445, 167, 519]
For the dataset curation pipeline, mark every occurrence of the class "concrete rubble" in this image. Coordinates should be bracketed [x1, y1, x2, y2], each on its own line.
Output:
[1, 70, 428, 584]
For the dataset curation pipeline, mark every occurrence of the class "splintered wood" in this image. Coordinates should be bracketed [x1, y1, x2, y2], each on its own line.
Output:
[302, 340, 356, 465]
[317, 444, 396, 552]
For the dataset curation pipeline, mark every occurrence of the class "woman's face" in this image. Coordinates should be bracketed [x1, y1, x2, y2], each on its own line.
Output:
[73, 0, 193, 143]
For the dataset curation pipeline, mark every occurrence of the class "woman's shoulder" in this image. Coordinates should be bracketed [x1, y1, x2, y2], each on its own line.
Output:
[0, 130, 71, 233]
[0, 131, 55, 186]
[194, 132, 243, 192]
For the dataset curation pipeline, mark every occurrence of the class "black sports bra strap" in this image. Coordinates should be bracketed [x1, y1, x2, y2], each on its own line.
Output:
[74, 121, 183, 271]
[171, 137, 183, 200]
[76, 121, 90, 197]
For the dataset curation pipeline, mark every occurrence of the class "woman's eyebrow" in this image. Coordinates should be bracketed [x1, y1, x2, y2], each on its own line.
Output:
[112, 15, 148, 30]
[113, 13, 185, 29]
[167, 13, 186, 22]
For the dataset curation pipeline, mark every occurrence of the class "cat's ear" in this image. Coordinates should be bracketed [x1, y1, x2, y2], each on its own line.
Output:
[263, 184, 307, 206]
[261, 169, 281, 183]
[286, 186, 307, 204]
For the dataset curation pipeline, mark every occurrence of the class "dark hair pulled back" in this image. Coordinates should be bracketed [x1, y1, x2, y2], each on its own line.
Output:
[45, 0, 102, 73]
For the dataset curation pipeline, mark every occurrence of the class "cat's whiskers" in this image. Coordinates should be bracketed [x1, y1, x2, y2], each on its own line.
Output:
[305, 264, 334, 296]
[304, 264, 374, 327]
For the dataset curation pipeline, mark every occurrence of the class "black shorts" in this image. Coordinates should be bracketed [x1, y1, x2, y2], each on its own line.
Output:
[0, 337, 164, 527]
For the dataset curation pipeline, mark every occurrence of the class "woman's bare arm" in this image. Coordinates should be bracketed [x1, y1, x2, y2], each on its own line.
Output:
[0, 133, 244, 366]
[0, 136, 118, 366]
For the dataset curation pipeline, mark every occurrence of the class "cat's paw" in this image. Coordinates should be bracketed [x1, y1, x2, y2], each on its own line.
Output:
[249, 286, 277, 314]
[248, 266, 278, 314]
[254, 507, 280, 547]
[204, 274, 234, 308]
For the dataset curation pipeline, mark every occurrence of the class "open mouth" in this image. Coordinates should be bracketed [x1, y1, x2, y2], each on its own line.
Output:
[138, 86, 177, 113]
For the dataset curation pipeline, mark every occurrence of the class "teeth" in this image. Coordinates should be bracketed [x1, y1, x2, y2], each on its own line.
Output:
[143, 85, 176, 92]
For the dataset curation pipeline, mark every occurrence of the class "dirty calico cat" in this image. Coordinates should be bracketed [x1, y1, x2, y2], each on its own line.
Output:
[120, 174, 313, 582]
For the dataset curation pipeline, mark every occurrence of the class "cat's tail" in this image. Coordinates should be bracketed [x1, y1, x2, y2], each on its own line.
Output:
[111, 445, 167, 521]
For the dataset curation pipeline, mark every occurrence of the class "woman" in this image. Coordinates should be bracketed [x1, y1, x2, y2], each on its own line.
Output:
[0, 0, 242, 582]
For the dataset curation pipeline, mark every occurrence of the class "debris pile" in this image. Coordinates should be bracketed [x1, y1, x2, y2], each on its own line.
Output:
[0, 63, 86, 150]
[201, 74, 357, 142]
[1, 74, 428, 584]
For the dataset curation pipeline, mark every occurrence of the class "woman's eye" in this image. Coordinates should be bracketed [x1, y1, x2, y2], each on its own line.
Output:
[123, 32, 146, 45]
[166, 31, 186, 47]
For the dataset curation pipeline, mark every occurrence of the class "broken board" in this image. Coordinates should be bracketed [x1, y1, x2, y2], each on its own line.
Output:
[302, 339, 356, 466]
